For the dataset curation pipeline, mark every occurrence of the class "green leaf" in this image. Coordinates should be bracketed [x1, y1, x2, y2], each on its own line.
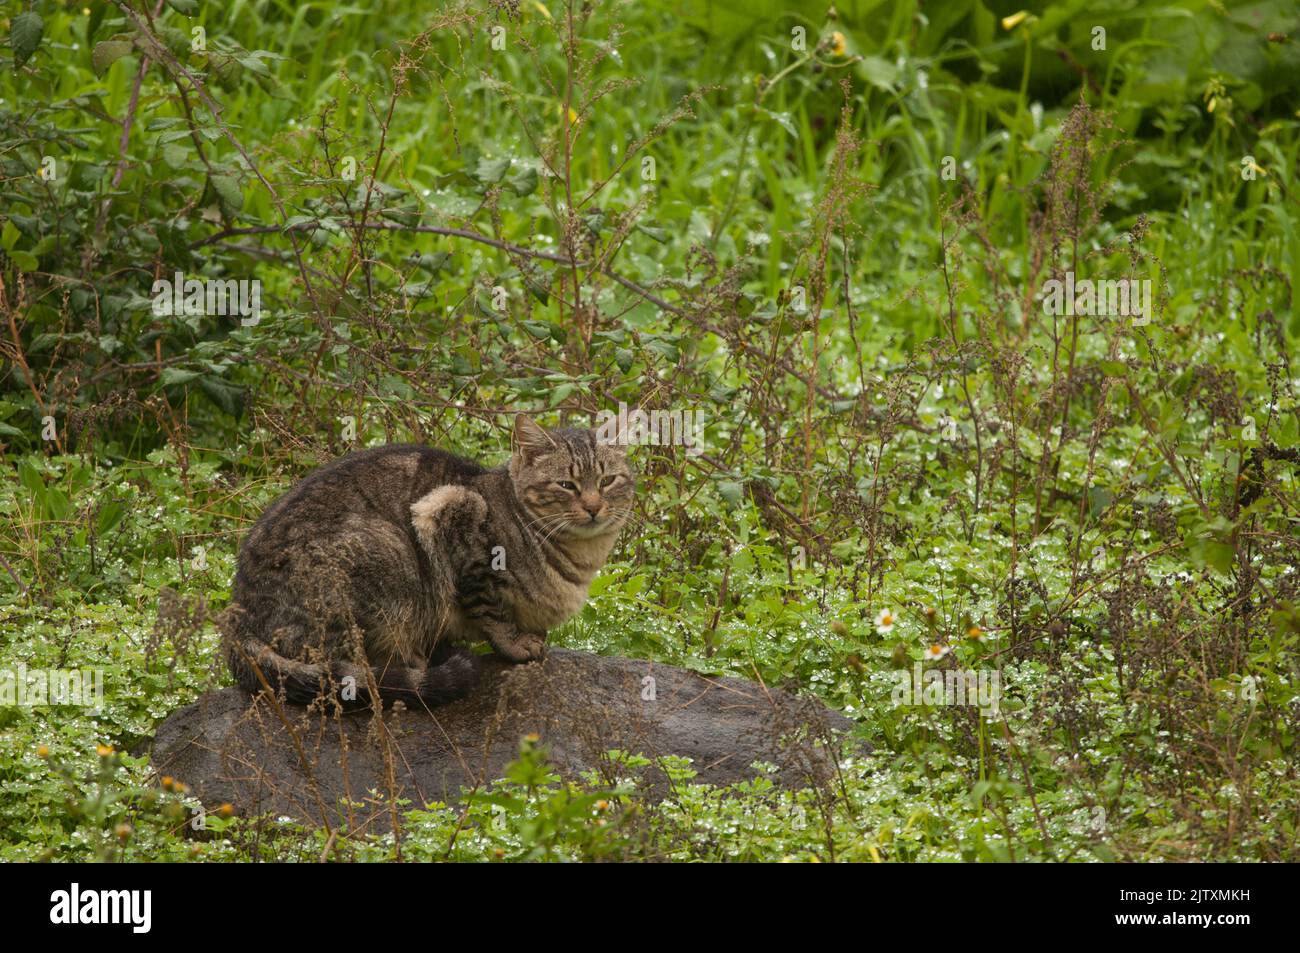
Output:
[161, 367, 202, 387]
[92, 40, 134, 76]
[11, 11, 44, 68]
[409, 251, 452, 274]
[648, 339, 680, 362]
[474, 156, 511, 184]
[856, 55, 899, 91]
[87, 3, 107, 43]
[94, 499, 123, 535]
[18, 457, 45, 504]
[1088, 487, 1113, 519]
[679, 655, 726, 675]
[1202, 540, 1236, 576]
[157, 25, 191, 58]
[548, 382, 576, 407]
[161, 142, 187, 167]
[757, 107, 797, 138]
[718, 481, 744, 506]
[166, 0, 200, 14]
[8, 250, 38, 272]
[634, 223, 668, 243]
[44, 486, 71, 521]
[524, 277, 549, 306]
[505, 166, 538, 196]
[209, 174, 245, 212]
[199, 377, 245, 417]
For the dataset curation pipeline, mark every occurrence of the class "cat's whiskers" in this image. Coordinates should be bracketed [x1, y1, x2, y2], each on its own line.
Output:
[538, 517, 575, 549]
[605, 506, 647, 531]
[517, 508, 578, 548]
[520, 511, 571, 534]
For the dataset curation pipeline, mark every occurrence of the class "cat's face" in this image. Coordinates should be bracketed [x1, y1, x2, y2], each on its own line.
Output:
[509, 415, 635, 541]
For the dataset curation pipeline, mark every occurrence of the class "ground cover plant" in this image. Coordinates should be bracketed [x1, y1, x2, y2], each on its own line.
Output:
[2, 0, 1298, 862]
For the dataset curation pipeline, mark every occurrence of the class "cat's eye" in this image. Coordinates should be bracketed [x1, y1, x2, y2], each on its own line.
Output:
[600, 475, 619, 488]
[556, 481, 578, 492]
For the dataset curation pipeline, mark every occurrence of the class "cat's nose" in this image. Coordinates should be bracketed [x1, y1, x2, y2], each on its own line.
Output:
[580, 495, 602, 519]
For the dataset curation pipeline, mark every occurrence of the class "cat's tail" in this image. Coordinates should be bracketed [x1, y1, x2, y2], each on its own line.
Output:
[220, 612, 477, 711]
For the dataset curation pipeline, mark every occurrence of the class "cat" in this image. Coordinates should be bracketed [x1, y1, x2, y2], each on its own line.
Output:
[219, 415, 635, 710]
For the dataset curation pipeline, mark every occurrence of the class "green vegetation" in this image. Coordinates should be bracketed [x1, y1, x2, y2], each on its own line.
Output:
[2, 0, 1298, 861]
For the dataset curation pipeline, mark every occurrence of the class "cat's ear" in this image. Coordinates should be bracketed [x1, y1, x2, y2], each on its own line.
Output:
[514, 414, 556, 461]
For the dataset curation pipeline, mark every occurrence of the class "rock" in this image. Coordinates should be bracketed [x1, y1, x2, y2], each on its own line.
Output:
[151, 648, 862, 827]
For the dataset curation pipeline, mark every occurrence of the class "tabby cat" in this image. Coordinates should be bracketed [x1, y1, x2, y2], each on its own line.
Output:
[220, 415, 634, 710]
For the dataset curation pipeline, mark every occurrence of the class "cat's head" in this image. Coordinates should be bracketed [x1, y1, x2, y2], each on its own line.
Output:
[509, 415, 635, 540]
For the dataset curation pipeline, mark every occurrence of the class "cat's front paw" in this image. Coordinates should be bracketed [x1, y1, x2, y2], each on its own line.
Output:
[487, 626, 547, 663]
[515, 631, 547, 662]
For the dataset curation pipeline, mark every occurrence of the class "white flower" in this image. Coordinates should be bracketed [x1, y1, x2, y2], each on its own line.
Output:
[922, 643, 950, 660]
[875, 609, 896, 634]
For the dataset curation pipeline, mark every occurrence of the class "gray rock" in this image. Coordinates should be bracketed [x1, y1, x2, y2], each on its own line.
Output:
[152, 649, 862, 827]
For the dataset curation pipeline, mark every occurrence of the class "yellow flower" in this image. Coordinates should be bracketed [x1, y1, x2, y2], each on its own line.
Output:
[875, 609, 896, 634]
[830, 31, 847, 56]
[523, 732, 540, 743]
[37, 744, 49, 758]
[96, 744, 114, 757]
[967, 625, 985, 642]
[923, 644, 950, 660]
[559, 104, 579, 126]
[1001, 11, 1029, 30]
[161, 776, 175, 791]
[218, 803, 235, 818]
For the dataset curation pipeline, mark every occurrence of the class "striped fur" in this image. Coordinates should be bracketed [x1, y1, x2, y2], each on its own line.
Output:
[220, 416, 634, 709]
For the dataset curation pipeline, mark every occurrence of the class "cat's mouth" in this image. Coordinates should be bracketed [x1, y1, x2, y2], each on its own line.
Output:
[561, 511, 624, 539]
[564, 517, 613, 538]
